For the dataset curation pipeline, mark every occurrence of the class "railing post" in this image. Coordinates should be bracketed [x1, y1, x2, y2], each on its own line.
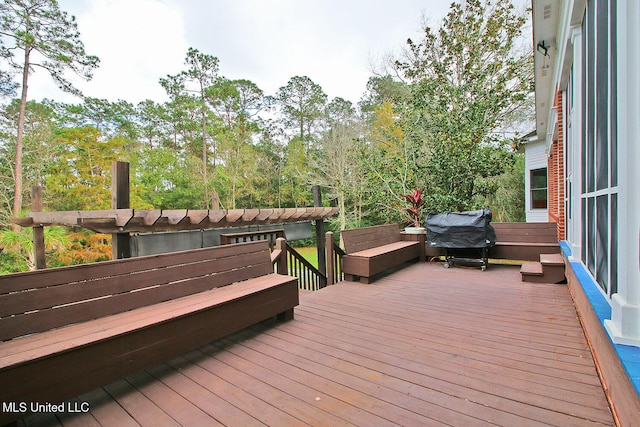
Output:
[325, 231, 335, 285]
[275, 237, 288, 276]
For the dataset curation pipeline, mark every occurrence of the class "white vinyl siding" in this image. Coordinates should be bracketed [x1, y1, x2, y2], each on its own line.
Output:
[525, 140, 548, 222]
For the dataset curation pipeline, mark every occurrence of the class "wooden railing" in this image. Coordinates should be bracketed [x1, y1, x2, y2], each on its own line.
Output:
[221, 229, 285, 249]
[325, 231, 345, 285]
[270, 237, 328, 291]
[285, 243, 327, 291]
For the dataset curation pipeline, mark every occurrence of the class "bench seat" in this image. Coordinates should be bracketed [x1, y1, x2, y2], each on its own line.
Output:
[0, 241, 298, 425]
[347, 240, 419, 259]
[0, 273, 297, 418]
[341, 225, 424, 284]
[0, 274, 296, 369]
[488, 222, 560, 261]
[490, 241, 560, 261]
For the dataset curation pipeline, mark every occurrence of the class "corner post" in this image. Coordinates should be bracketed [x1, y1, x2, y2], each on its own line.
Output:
[274, 237, 288, 276]
[111, 161, 131, 260]
[325, 231, 335, 285]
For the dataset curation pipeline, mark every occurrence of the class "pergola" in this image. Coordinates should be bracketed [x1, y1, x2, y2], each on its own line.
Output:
[11, 161, 338, 269]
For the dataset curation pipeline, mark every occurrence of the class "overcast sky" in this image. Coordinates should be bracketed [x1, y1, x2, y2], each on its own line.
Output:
[27, 0, 456, 106]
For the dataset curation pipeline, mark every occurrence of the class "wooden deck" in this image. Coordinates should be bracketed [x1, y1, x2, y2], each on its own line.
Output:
[17, 263, 614, 426]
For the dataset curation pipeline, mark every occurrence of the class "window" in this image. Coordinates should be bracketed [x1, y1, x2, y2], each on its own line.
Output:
[531, 168, 548, 209]
[580, 0, 618, 296]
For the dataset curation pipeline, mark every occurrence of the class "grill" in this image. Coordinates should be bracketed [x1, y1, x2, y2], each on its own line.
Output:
[426, 209, 496, 270]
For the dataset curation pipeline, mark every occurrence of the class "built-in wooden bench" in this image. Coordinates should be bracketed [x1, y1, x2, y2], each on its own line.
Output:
[489, 222, 560, 261]
[0, 240, 298, 425]
[341, 224, 425, 284]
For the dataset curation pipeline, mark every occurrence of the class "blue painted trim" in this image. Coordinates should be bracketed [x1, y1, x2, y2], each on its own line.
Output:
[562, 241, 640, 397]
[559, 240, 572, 257]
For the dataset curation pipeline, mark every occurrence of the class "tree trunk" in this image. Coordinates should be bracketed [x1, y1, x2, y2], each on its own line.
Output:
[12, 48, 30, 232]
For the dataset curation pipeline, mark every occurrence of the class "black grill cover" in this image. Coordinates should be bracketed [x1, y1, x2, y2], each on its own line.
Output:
[426, 209, 497, 249]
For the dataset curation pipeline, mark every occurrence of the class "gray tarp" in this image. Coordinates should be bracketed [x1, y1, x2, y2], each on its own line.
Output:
[426, 209, 497, 249]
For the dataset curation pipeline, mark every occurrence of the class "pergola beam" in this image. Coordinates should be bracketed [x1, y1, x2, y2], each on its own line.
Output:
[12, 207, 339, 234]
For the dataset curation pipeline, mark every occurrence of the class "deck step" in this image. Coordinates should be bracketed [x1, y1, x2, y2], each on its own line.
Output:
[520, 255, 566, 284]
[540, 253, 564, 266]
[520, 262, 543, 276]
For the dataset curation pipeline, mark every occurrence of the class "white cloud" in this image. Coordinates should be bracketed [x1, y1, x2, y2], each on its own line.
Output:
[29, 0, 188, 104]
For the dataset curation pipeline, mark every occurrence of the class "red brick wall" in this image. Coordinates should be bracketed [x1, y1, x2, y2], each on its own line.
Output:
[548, 91, 565, 241]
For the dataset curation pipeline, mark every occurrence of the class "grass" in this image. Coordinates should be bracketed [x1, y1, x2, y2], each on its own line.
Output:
[291, 246, 319, 269]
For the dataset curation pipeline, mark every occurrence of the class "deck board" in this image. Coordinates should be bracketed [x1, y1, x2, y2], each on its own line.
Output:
[16, 263, 614, 426]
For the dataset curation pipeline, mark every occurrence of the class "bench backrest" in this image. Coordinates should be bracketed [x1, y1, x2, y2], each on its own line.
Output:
[492, 222, 558, 244]
[341, 224, 401, 254]
[0, 240, 273, 341]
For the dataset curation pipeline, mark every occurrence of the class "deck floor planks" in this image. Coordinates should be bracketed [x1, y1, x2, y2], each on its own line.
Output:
[209, 337, 395, 427]
[144, 359, 263, 427]
[124, 369, 219, 426]
[244, 323, 538, 426]
[273, 305, 609, 424]
[185, 343, 352, 427]
[296, 291, 598, 384]
[213, 332, 436, 426]
[74, 389, 140, 427]
[101, 378, 179, 426]
[257, 323, 575, 427]
[286, 296, 610, 424]
[16, 263, 614, 426]
[226, 329, 470, 426]
[205, 341, 362, 426]
[177, 349, 308, 426]
[297, 284, 602, 389]
[296, 268, 605, 422]
[298, 295, 596, 378]
[329, 268, 596, 361]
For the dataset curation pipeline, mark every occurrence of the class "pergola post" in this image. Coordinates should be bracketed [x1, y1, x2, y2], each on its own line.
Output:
[32, 185, 46, 269]
[312, 185, 326, 276]
[111, 161, 131, 259]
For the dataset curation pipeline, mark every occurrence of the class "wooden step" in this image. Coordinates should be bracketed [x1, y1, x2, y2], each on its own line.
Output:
[540, 253, 564, 266]
[520, 257, 566, 284]
[520, 262, 543, 277]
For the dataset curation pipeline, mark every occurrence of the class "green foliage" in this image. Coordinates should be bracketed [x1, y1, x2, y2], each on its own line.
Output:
[310, 115, 368, 230]
[396, 0, 531, 213]
[1, 0, 99, 223]
[362, 100, 426, 225]
[276, 76, 327, 142]
[0, 226, 69, 272]
[131, 147, 205, 209]
[0, 0, 531, 273]
[45, 127, 125, 210]
[477, 153, 526, 222]
[280, 138, 312, 208]
[0, 99, 58, 225]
